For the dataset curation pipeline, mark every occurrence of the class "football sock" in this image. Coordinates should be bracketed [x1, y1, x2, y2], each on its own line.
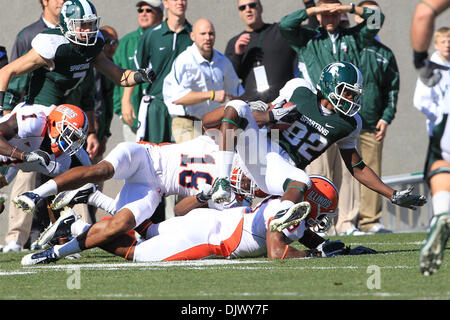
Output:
[432, 191, 450, 216]
[71, 220, 91, 237]
[32, 179, 58, 197]
[53, 238, 81, 258]
[217, 151, 234, 178]
[88, 190, 117, 215]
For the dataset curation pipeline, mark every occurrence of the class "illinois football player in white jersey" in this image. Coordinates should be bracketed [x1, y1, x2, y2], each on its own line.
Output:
[21, 174, 345, 264]
[0, 103, 89, 212]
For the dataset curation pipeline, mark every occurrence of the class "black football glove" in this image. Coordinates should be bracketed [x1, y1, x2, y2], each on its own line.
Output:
[391, 186, 427, 210]
[134, 68, 156, 85]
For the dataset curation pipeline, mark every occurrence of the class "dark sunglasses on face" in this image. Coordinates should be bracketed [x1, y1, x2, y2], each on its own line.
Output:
[104, 38, 119, 46]
[238, 2, 257, 11]
[138, 7, 154, 14]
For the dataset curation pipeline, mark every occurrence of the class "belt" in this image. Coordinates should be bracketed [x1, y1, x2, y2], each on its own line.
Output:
[175, 115, 200, 121]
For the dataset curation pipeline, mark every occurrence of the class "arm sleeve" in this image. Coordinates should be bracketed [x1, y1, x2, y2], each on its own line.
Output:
[279, 9, 318, 51]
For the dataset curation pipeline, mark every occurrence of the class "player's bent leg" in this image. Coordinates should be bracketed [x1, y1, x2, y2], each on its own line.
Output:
[77, 208, 137, 250]
[213, 100, 256, 204]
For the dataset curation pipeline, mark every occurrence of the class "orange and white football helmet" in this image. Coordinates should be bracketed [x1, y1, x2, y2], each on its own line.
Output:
[230, 167, 268, 200]
[48, 104, 88, 157]
[304, 175, 339, 233]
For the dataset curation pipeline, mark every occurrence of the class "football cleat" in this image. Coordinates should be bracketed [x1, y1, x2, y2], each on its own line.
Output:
[211, 177, 232, 204]
[38, 207, 79, 247]
[21, 247, 59, 266]
[13, 192, 44, 214]
[269, 201, 311, 232]
[50, 183, 97, 210]
[419, 213, 450, 276]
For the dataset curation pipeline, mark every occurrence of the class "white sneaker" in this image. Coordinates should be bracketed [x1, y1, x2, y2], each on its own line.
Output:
[51, 183, 97, 210]
[211, 177, 232, 204]
[2, 240, 22, 253]
[339, 227, 367, 236]
[269, 201, 311, 232]
[367, 223, 392, 234]
[38, 207, 79, 247]
[419, 213, 450, 276]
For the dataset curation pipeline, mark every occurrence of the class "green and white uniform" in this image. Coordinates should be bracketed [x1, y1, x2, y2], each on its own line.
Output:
[225, 78, 360, 196]
[274, 79, 360, 170]
[26, 28, 104, 106]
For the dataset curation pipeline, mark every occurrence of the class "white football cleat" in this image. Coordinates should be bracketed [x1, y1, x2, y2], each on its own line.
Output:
[50, 183, 97, 210]
[13, 192, 43, 214]
[419, 213, 450, 276]
[211, 177, 232, 204]
[269, 201, 311, 232]
[38, 207, 79, 247]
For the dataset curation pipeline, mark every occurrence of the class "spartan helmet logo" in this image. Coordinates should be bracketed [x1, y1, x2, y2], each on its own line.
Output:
[327, 62, 346, 77]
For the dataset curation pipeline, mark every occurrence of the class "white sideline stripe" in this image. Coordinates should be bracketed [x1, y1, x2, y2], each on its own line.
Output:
[0, 270, 37, 276]
[24, 259, 270, 270]
[348, 241, 423, 246]
[22, 262, 414, 272]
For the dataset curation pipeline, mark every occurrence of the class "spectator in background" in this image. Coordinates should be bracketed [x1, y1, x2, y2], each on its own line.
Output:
[225, 0, 297, 103]
[279, 0, 384, 236]
[164, 18, 244, 143]
[413, 25, 450, 276]
[352, 1, 399, 233]
[131, 0, 192, 144]
[112, 0, 164, 142]
[0, 47, 7, 69]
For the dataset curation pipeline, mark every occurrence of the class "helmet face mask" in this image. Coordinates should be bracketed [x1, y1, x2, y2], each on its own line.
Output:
[317, 61, 363, 117]
[230, 167, 268, 200]
[304, 175, 339, 233]
[48, 104, 88, 157]
[59, 0, 101, 46]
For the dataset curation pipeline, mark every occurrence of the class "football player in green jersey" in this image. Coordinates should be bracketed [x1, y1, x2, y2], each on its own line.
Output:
[0, 0, 155, 159]
[203, 61, 427, 232]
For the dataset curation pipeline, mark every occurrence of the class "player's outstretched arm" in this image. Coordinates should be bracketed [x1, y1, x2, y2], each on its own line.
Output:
[266, 230, 309, 260]
[340, 148, 427, 210]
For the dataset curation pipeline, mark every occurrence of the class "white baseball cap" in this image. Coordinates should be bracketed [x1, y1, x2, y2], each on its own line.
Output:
[136, 0, 164, 12]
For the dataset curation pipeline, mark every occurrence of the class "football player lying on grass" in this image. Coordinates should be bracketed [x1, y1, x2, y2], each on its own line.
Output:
[0, 104, 90, 213]
[21, 174, 375, 265]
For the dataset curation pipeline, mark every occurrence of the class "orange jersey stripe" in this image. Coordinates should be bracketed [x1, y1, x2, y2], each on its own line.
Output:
[163, 217, 244, 261]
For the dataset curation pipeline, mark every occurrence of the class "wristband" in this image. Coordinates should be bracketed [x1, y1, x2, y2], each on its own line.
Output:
[196, 192, 208, 203]
[350, 3, 355, 13]
[87, 131, 97, 136]
[413, 50, 428, 69]
[0, 90, 5, 113]
[210, 90, 215, 101]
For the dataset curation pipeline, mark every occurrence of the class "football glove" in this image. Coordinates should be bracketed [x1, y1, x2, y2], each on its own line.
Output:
[248, 100, 269, 112]
[418, 59, 449, 87]
[134, 68, 156, 85]
[196, 184, 213, 203]
[391, 186, 427, 210]
[24, 150, 51, 167]
[268, 100, 298, 123]
[318, 240, 348, 257]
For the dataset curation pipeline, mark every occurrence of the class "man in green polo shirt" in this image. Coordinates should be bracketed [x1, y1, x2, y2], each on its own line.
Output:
[113, 0, 164, 142]
[126, 0, 193, 144]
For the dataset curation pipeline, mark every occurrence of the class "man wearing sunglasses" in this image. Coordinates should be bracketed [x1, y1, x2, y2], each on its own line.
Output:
[112, 0, 164, 143]
[225, 0, 297, 104]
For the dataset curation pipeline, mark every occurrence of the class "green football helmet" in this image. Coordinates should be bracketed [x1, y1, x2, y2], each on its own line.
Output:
[317, 62, 363, 117]
[59, 0, 101, 46]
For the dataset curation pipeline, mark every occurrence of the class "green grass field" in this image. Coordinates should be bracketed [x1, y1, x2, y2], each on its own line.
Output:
[0, 232, 448, 301]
